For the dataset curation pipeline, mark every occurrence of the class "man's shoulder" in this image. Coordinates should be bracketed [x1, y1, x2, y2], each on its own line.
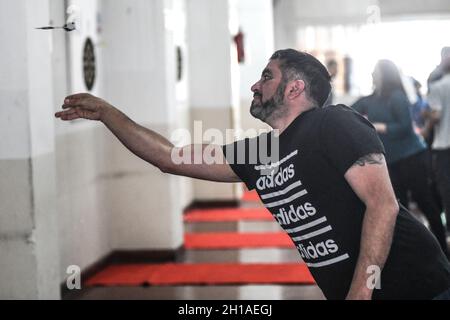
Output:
[223, 130, 274, 152]
[320, 104, 376, 132]
[303, 104, 354, 117]
[427, 66, 443, 84]
[352, 94, 375, 106]
[432, 74, 450, 90]
[325, 103, 354, 111]
[322, 104, 361, 118]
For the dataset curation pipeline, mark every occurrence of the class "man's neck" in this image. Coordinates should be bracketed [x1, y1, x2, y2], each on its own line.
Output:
[270, 104, 317, 134]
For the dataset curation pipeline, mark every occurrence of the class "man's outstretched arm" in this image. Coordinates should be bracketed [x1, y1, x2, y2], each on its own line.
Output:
[344, 153, 399, 300]
[55, 93, 240, 183]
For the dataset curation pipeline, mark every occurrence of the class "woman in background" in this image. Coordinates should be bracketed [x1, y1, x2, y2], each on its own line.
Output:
[352, 60, 448, 257]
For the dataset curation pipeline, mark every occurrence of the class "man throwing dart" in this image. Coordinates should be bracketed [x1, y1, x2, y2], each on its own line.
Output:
[56, 49, 450, 300]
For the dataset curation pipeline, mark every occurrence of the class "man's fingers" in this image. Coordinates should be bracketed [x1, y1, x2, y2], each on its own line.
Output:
[61, 113, 81, 121]
[57, 94, 102, 121]
[63, 93, 95, 107]
[63, 99, 85, 107]
[61, 104, 82, 110]
[56, 112, 80, 121]
[55, 108, 79, 119]
[61, 103, 92, 113]
[62, 104, 79, 110]
[64, 93, 91, 102]
[55, 109, 72, 117]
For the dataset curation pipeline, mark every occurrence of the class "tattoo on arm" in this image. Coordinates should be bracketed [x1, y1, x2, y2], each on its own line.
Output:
[354, 153, 384, 167]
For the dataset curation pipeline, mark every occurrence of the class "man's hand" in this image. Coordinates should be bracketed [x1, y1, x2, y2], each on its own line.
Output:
[55, 93, 113, 121]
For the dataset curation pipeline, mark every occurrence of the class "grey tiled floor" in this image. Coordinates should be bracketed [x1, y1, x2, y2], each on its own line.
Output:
[65, 197, 450, 300]
[66, 198, 326, 300]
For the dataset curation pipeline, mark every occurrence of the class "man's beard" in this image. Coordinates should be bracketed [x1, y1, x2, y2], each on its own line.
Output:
[250, 83, 286, 123]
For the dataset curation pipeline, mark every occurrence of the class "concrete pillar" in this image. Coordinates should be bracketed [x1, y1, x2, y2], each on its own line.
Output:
[237, 0, 274, 132]
[100, 0, 184, 250]
[187, 0, 241, 201]
[52, 0, 113, 288]
[0, 0, 60, 299]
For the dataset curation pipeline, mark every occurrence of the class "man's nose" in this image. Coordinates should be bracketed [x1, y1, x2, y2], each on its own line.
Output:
[251, 80, 261, 93]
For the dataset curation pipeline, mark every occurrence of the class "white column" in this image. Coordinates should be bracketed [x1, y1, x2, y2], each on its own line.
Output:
[0, 0, 60, 299]
[187, 0, 241, 201]
[237, 0, 275, 132]
[100, 0, 184, 250]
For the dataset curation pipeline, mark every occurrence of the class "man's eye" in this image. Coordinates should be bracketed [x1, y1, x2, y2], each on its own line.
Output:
[262, 75, 271, 81]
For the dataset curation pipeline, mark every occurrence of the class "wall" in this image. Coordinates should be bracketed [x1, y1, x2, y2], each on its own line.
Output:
[98, 0, 186, 250]
[0, 0, 283, 298]
[237, 0, 274, 133]
[187, 0, 241, 200]
[379, 0, 450, 17]
[0, 0, 60, 299]
[52, 0, 112, 286]
[55, 0, 188, 285]
[274, 0, 450, 49]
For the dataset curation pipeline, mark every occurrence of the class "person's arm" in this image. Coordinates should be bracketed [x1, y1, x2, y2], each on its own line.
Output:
[55, 93, 240, 182]
[421, 109, 441, 140]
[422, 85, 443, 139]
[372, 92, 413, 137]
[343, 153, 399, 300]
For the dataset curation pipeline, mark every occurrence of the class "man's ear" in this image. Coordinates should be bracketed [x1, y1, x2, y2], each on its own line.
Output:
[286, 80, 305, 100]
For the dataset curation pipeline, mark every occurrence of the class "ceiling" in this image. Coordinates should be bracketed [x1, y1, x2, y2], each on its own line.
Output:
[274, 0, 450, 27]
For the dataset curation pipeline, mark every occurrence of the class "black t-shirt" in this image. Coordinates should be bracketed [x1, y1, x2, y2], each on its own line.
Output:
[223, 105, 450, 300]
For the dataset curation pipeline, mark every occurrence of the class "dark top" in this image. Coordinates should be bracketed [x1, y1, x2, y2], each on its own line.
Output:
[223, 105, 450, 300]
[352, 90, 426, 164]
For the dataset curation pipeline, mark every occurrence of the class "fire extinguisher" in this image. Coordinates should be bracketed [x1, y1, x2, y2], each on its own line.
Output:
[234, 28, 245, 64]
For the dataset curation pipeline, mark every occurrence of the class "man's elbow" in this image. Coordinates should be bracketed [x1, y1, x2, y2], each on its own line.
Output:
[158, 161, 176, 175]
[158, 147, 179, 174]
[366, 197, 399, 217]
[158, 164, 171, 174]
[389, 199, 400, 216]
[382, 197, 400, 218]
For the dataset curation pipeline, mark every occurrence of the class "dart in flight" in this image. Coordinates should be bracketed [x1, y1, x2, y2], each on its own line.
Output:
[36, 22, 76, 32]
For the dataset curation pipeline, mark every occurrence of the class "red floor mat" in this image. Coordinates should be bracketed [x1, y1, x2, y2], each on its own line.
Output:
[242, 190, 261, 202]
[184, 207, 273, 222]
[184, 232, 295, 249]
[85, 263, 315, 286]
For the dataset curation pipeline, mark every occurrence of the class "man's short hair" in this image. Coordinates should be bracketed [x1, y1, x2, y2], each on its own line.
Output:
[270, 49, 332, 107]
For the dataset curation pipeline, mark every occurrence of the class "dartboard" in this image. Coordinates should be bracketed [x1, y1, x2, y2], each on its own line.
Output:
[83, 38, 96, 91]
